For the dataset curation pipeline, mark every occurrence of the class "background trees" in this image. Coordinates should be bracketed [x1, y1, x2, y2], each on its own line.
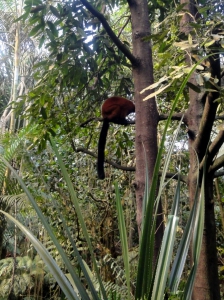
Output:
[0, 0, 223, 299]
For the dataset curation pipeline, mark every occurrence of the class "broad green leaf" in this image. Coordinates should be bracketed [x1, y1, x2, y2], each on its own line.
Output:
[29, 23, 45, 37]
[183, 172, 205, 299]
[77, 27, 87, 38]
[39, 35, 45, 48]
[47, 21, 58, 37]
[204, 39, 216, 47]
[50, 5, 61, 18]
[30, 5, 46, 13]
[46, 28, 55, 42]
[152, 216, 179, 299]
[168, 181, 199, 292]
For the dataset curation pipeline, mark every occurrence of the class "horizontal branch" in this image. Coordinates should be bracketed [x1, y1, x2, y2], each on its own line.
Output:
[199, 131, 224, 170]
[76, 147, 135, 171]
[159, 111, 187, 122]
[214, 169, 224, 178]
[75, 147, 187, 182]
[209, 154, 224, 174]
[80, 117, 101, 127]
[215, 115, 224, 120]
[80, 117, 135, 127]
[78, 0, 138, 66]
[164, 172, 188, 183]
[85, 111, 224, 127]
[192, 53, 220, 160]
[207, 131, 224, 165]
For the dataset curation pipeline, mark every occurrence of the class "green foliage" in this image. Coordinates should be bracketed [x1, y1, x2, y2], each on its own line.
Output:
[149, 4, 224, 115]
[0, 210, 79, 300]
[115, 182, 131, 300]
[135, 57, 209, 299]
[0, 110, 213, 300]
[0, 0, 223, 299]
[115, 129, 206, 299]
[0, 139, 135, 299]
[0, 255, 51, 299]
[14, 0, 135, 149]
[0, 125, 37, 193]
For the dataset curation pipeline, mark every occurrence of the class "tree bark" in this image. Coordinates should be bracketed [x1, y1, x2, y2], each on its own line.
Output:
[128, 0, 163, 253]
[180, 0, 221, 298]
[192, 175, 220, 300]
[80, 0, 163, 258]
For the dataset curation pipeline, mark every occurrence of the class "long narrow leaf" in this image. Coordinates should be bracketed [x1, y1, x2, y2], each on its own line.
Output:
[152, 215, 179, 300]
[183, 172, 205, 299]
[27, 155, 100, 299]
[50, 138, 107, 300]
[151, 177, 180, 299]
[0, 211, 78, 300]
[136, 118, 183, 299]
[135, 55, 214, 300]
[0, 156, 90, 300]
[168, 185, 199, 292]
[115, 183, 131, 300]
[53, 206, 100, 300]
[155, 117, 184, 212]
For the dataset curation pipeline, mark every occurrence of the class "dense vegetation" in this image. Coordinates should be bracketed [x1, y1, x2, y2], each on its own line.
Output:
[0, 0, 223, 299]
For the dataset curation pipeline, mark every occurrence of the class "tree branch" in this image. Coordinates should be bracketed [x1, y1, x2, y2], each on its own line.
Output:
[215, 115, 224, 120]
[80, 117, 101, 127]
[76, 147, 135, 171]
[80, 117, 135, 127]
[209, 154, 224, 174]
[159, 111, 187, 122]
[118, 16, 131, 38]
[214, 169, 224, 178]
[78, 0, 138, 66]
[208, 131, 224, 164]
[76, 147, 187, 182]
[163, 172, 188, 183]
[199, 130, 224, 170]
[192, 52, 221, 161]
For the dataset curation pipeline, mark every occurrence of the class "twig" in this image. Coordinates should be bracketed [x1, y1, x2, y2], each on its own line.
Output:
[76, 147, 135, 171]
[78, 0, 138, 66]
[159, 111, 187, 122]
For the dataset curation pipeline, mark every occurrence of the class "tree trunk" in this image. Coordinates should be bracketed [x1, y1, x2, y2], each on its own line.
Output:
[192, 175, 220, 300]
[2, 8, 21, 195]
[10, 17, 20, 133]
[127, 0, 163, 253]
[79, 0, 164, 259]
[180, 0, 221, 298]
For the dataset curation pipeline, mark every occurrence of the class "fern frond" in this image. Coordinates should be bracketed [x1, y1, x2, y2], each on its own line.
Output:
[0, 193, 28, 210]
[0, 124, 36, 190]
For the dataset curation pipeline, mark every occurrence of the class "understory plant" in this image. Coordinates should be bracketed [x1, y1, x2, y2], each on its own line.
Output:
[0, 63, 207, 299]
[0, 126, 205, 300]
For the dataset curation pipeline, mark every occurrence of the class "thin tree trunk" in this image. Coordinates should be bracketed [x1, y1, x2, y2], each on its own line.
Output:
[2, 17, 21, 195]
[128, 0, 163, 255]
[214, 178, 224, 231]
[10, 19, 20, 133]
[180, 0, 221, 298]
[79, 0, 164, 254]
[192, 175, 220, 300]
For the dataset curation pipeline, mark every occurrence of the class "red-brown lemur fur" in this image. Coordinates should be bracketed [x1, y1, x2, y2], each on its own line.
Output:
[97, 97, 135, 179]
